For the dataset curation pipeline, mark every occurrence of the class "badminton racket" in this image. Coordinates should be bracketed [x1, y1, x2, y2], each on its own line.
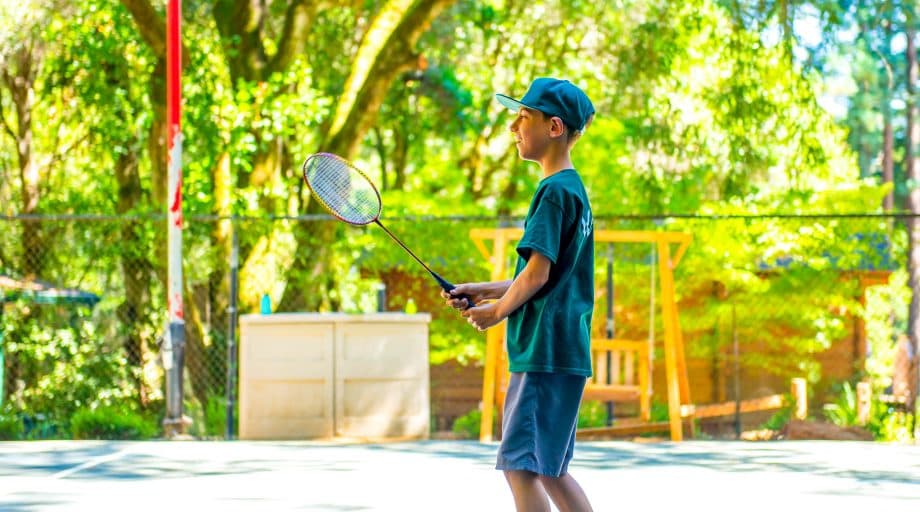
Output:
[302, 152, 475, 308]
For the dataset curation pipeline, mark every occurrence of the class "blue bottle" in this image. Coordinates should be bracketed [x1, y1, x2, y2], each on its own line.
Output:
[260, 293, 271, 315]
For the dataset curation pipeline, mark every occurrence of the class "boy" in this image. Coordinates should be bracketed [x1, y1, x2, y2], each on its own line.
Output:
[442, 77, 595, 512]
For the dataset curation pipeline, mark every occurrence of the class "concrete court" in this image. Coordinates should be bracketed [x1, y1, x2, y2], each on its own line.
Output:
[0, 439, 918, 511]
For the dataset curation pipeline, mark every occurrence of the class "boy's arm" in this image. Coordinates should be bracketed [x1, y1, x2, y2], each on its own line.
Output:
[442, 280, 512, 309]
[462, 252, 551, 330]
[482, 280, 512, 300]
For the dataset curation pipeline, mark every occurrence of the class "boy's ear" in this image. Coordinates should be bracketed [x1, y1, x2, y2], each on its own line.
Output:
[550, 116, 566, 138]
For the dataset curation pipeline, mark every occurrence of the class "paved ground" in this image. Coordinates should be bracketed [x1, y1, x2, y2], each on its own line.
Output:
[0, 440, 918, 511]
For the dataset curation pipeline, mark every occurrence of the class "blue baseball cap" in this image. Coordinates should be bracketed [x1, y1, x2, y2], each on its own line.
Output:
[496, 78, 595, 132]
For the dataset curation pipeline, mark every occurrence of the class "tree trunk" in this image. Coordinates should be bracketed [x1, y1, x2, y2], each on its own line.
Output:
[278, 0, 455, 312]
[147, 58, 169, 289]
[882, 19, 895, 211]
[114, 148, 154, 406]
[2, 44, 45, 278]
[372, 127, 390, 191]
[883, 112, 894, 211]
[121, 0, 171, 286]
[392, 126, 409, 191]
[904, 23, 920, 423]
[778, 0, 794, 61]
[201, 153, 238, 409]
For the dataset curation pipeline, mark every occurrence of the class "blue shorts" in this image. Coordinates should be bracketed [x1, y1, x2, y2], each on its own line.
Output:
[495, 371, 587, 477]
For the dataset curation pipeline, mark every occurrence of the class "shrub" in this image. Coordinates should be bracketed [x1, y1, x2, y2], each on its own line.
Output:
[761, 402, 793, 431]
[2, 306, 139, 427]
[452, 408, 482, 439]
[0, 411, 23, 440]
[185, 393, 233, 439]
[823, 381, 912, 441]
[204, 393, 232, 438]
[70, 406, 157, 440]
[577, 401, 608, 428]
[452, 407, 499, 439]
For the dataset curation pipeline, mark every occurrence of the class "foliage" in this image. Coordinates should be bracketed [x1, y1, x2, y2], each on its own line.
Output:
[205, 393, 232, 438]
[823, 381, 862, 426]
[0, 300, 143, 428]
[864, 269, 910, 389]
[577, 401, 608, 429]
[666, 184, 891, 386]
[762, 403, 794, 431]
[0, 0, 906, 439]
[0, 408, 23, 440]
[70, 406, 157, 440]
[823, 381, 913, 441]
[184, 393, 233, 439]
[876, 411, 915, 443]
[451, 406, 496, 439]
[649, 400, 672, 423]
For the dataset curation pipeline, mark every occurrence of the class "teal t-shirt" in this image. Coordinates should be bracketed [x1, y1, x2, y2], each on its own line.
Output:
[505, 169, 594, 377]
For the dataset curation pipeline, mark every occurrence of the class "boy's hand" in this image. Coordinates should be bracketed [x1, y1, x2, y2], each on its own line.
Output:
[440, 283, 486, 310]
[460, 302, 502, 331]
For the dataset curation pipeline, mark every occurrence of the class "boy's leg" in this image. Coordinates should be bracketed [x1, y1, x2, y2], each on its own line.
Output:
[503, 470, 551, 512]
[538, 473, 593, 512]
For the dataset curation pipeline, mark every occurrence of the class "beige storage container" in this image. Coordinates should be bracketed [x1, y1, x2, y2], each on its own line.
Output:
[239, 312, 431, 440]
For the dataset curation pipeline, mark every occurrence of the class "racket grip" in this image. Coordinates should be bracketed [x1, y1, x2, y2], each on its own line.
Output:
[433, 273, 476, 308]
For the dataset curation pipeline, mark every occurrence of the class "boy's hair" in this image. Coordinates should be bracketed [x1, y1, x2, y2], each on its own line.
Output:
[539, 111, 589, 144]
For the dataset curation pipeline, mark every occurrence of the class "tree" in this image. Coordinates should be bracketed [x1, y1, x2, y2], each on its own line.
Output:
[58, 1, 160, 406]
[0, 1, 55, 279]
[278, 0, 456, 312]
[905, 8, 920, 428]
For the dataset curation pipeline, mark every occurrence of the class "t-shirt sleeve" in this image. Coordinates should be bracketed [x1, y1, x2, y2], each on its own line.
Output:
[517, 197, 565, 264]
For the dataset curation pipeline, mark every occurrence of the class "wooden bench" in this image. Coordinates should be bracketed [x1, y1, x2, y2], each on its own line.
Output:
[583, 338, 651, 422]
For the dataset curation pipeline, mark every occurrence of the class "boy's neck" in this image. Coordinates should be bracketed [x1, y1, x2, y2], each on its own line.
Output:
[540, 147, 575, 179]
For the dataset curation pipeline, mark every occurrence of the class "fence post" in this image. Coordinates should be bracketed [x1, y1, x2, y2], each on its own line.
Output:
[226, 220, 239, 440]
[0, 300, 4, 408]
[732, 304, 741, 438]
[856, 381, 871, 426]
[791, 378, 807, 420]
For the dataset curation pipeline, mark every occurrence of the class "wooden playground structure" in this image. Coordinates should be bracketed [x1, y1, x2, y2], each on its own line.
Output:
[470, 228, 807, 442]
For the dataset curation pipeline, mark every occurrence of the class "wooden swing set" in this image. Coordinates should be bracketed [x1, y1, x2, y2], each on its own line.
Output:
[471, 228, 809, 442]
[470, 228, 694, 442]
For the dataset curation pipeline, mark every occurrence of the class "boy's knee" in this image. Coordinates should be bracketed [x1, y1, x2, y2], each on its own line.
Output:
[536, 474, 561, 486]
[504, 469, 538, 484]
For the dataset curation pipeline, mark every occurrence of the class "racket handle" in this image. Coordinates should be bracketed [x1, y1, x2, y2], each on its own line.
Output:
[432, 273, 476, 308]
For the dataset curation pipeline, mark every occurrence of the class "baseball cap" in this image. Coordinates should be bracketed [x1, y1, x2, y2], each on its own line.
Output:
[496, 78, 595, 132]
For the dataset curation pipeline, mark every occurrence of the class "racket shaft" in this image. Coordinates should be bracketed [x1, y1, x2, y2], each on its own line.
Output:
[374, 220, 475, 307]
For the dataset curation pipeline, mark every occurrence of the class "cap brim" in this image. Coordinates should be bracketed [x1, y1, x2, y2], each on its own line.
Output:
[495, 94, 526, 112]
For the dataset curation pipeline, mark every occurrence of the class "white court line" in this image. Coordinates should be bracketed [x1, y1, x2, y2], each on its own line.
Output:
[0, 446, 136, 501]
[50, 446, 135, 480]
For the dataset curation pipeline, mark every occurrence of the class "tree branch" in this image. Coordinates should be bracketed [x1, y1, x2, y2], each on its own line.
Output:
[119, 0, 167, 58]
[0, 95, 16, 141]
[214, 0, 268, 83]
[324, 0, 455, 156]
[39, 131, 90, 176]
[267, 0, 319, 75]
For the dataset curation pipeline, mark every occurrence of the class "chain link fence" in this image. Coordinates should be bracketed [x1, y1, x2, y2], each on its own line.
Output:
[0, 214, 915, 439]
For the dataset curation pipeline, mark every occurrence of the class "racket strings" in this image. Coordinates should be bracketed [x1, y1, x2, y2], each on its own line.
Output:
[305, 156, 381, 225]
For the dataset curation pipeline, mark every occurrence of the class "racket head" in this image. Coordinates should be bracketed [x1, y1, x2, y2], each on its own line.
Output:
[303, 152, 382, 225]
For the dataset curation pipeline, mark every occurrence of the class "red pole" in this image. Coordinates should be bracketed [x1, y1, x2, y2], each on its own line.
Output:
[164, 0, 186, 437]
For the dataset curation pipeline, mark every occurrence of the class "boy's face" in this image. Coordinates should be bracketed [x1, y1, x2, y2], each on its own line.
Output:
[509, 107, 563, 162]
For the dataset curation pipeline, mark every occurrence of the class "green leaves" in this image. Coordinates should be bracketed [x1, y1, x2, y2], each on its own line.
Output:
[1, 0, 894, 426]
